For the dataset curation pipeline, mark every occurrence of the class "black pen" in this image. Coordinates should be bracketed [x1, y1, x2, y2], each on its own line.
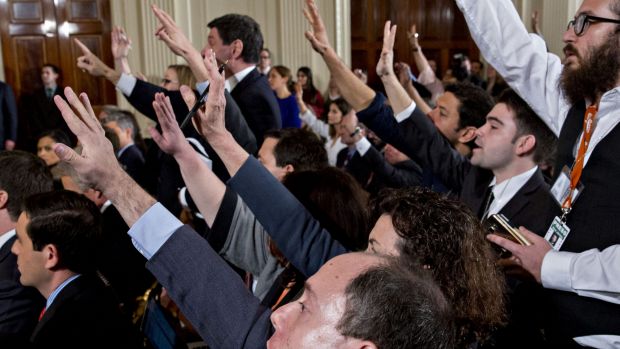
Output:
[179, 60, 228, 129]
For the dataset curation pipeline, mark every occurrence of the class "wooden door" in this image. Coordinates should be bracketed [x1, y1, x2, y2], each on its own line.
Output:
[351, 0, 480, 90]
[0, 0, 115, 105]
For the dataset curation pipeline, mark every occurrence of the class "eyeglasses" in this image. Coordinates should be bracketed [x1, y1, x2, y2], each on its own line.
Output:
[161, 78, 179, 85]
[567, 13, 620, 36]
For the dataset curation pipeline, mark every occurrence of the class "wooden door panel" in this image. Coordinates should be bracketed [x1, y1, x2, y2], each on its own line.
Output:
[1, 0, 115, 105]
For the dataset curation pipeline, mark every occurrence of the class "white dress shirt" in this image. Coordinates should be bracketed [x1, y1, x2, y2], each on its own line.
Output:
[486, 166, 538, 217]
[0, 229, 16, 250]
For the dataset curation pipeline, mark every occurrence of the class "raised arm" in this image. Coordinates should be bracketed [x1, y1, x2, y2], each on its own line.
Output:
[455, 0, 566, 135]
[303, 0, 375, 111]
[111, 26, 132, 75]
[52, 87, 271, 349]
[151, 4, 210, 83]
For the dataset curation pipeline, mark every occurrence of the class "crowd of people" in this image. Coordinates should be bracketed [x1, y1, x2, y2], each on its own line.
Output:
[0, 0, 619, 348]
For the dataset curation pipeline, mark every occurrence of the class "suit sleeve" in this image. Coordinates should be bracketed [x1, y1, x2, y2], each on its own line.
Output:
[126, 80, 257, 155]
[147, 226, 272, 349]
[227, 157, 349, 277]
[2, 84, 18, 142]
[357, 93, 471, 192]
[361, 146, 423, 188]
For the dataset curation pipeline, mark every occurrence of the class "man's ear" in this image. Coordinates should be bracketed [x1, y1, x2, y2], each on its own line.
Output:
[0, 190, 8, 210]
[515, 134, 536, 157]
[358, 341, 378, 349]
[231, 39, 244, 60]
[283, 164, 294, 174]
[457, 126, 477, 144]
[43, 244, 60, 270]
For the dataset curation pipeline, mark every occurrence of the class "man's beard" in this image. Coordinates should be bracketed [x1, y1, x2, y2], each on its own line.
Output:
[560, 34, 620, 105]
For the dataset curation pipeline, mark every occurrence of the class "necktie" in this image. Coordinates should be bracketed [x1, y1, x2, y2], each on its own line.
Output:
[46, 88, 54, 100]
[481, 186, 495, 219]
[38, 307, 46, 321]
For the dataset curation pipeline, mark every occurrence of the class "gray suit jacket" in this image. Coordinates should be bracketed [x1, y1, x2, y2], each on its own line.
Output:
[146, 225, 272, 348]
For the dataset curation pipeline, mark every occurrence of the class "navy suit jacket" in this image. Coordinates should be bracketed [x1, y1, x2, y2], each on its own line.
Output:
[118, 144, 146, 187]
[0, 235, 44, 348]
[355, 94, 559, 234]
[30, 274, 140, 348]
[19, 86, 71, 151]
[0, 82, 18, 149]
[229, 68, 281, 145]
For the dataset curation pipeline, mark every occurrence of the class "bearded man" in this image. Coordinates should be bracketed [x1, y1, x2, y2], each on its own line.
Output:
[456, 0, 620, 348]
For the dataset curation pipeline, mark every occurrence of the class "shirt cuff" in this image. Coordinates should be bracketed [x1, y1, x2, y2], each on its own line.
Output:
[394, 102, 416, 123]
[355, 137, 372, 156]
[196, 80, 210, 95]
[116, 73, 137, 96]
[128, 202, 183, 260]
[541, 250, 575, 292]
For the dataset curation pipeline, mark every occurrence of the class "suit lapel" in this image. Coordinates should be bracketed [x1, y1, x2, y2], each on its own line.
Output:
[31, 275, 85, 340]
[231, 68, 259, 95]
[499, 169, 545, 219]
[0, 235, 16, 264]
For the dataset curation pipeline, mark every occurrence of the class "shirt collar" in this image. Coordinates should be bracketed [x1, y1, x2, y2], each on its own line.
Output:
[488, 166, 538, 215]
[227, 66, 256, 91]
[116, 143, 134, 158]
[100, 200, 113, 213]
[0, 229, 16, 250]
[46, 274, 81, 309]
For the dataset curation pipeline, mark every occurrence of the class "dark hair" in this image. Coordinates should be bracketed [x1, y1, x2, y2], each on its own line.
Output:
[445, 82, 493, 130]
[370, 187, 505, 345]
[338, 256, 456, 349]
[0, 151, 53, 221]
[497, 89, 558, 164]
[208, 14, 263, 64]
[282, 167, 369, 251]
[297, 66, 318, 95]
[266, 128, 328, 171]
[260, 48, 271, 57]
[471, 60, 484, 69]
[38, 129, 71, 147]
[329, 97, 352, 116]
[23, 190, 102, 274]
[42, 63, 61, 75]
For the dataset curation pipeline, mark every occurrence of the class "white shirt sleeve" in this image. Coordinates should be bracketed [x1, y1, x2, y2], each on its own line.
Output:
[354, 137, 372, 156]
[127, 202, 183, 260]
[116, 73, 138, 96]
[455, 0, 570, 136]
[299, 108, 330, 139]
[394, 101, 416, 123]
[541, 245, 620, 305]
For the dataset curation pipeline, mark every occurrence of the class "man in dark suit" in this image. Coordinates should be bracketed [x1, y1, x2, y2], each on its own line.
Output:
[0, 81, 18, 151]
[19, 64, 71, 152]
[0, 151, 52, 348]
[11, 190, 140, 348]
[150, 6, 281, 145]
[101, 110, 146, 186]
[51, 85, 455, 349]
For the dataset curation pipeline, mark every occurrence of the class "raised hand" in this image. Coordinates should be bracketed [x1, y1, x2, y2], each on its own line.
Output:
[52, 87, 121, 192]
[150, 93, 192, 157]
[111, 26, 132, 60]
[152, 4, 196, 57]
[303, 0, 332, 55]
[487, 227, 552, 283]
[407, 24, 420, 49]
[179, 50, 227, 141]
[75, 39, 112, 78]
[376, 21, 397, 78]
[394, 62, 412, 86]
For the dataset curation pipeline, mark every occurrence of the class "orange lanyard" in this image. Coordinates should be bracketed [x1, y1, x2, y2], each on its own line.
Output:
[562, 104, 598, 210]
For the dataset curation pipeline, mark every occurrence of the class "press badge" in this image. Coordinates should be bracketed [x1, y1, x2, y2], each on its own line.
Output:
[544, 217, 570, 250]
[550, 166, 584, 206]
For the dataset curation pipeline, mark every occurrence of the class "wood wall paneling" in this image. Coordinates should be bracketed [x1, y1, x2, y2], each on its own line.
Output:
[351, 0, 479, 89]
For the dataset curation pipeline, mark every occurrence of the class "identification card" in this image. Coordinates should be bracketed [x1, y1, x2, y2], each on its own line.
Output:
[550, 165, 584, 206]
[544, 216, 571, 251]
